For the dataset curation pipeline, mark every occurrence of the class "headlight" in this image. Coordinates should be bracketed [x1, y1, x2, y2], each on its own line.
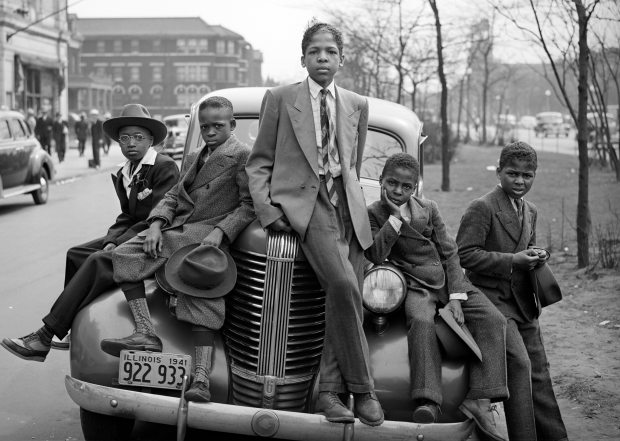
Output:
[362, 263, 406, 314]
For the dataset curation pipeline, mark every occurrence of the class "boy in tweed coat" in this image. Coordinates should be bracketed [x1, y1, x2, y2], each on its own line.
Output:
[456, 142, 567, 441]
[101, 96, 255, 402]
[366, 153, 507, 440]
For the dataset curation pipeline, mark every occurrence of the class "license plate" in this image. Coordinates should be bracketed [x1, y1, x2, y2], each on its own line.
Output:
[118, 350, 192, 390]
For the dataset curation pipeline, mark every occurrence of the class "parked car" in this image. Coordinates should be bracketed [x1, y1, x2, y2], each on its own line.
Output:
[534, 111, 570, 137]
[0, 110, 55, 205]
[65, 88, 484, 441]
[519, 115, 537, 130]
[161, 114, 189, 158]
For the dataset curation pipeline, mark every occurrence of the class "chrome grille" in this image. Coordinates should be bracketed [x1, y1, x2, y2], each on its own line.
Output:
[226, 231, 325, 411]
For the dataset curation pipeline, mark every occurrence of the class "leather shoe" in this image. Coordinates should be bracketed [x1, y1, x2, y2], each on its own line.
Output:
[354, 392, 384, 426]
[1, 331, 51, 362]
[412, 401, 440, 423]
[100, 332, 162, 357]
[459, 398, 506, 441]
[316, 392, 355, 423]
[185, 380, 211, 403]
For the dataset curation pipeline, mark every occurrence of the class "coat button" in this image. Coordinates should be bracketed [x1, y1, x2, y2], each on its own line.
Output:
[206, 184, 210, 189]
[433, 262, 440, 266]
[301, 185, 305, 189]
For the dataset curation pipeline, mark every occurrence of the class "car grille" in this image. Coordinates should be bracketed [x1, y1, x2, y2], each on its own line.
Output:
[226, 231, 325, 411]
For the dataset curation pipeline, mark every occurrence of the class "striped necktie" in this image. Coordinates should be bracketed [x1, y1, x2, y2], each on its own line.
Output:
[515, 198, 523, 223]
[320, 89, 338, 206]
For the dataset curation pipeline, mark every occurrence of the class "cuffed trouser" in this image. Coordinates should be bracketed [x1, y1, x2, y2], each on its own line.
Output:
[504, 318, 568, 441]
[65, 237, 107, 287]
[300, 177, 373, 394]
[43, 250, 115, 339]
[91, 139, 100, 166]
[405, 283, 508, 406]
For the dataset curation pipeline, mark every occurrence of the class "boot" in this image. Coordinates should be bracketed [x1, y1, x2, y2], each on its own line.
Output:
[185, 328, 215, 403]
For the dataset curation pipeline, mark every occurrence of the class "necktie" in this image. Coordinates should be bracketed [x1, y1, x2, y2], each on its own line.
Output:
[320, 89, 338, 206]
[515, 198, 523, 224]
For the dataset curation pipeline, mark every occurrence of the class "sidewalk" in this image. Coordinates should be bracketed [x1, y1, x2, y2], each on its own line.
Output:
[51, 144, 126, 183]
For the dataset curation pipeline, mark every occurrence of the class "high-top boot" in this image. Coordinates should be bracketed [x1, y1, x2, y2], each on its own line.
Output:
[100, 282, 162, 357]
[185, 327, 215, 403]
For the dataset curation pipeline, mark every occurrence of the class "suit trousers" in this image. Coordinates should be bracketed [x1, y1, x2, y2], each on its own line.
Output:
[43, 249, 115, 339]
[504, 318, 568, 441]
[405, 282, 508, 405]
[299, 177, 373, 394]
[65, 237, 107, 287]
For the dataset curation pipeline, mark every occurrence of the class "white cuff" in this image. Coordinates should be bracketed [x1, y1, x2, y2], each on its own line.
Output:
[388, 215, 402, 233]
[449, 292, 468, 301]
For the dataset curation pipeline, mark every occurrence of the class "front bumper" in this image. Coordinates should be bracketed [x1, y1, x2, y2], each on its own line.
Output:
[65, 376, 478, 441]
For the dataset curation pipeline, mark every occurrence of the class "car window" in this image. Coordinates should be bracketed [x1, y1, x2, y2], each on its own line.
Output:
[361, 130, 403, 181]
[8, 118, 27, 139]
[0, 120, 11, 140]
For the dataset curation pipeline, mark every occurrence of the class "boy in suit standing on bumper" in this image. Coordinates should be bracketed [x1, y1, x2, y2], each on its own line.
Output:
[245, 22, 383, 426]
[456, 142, 568, 441]
[366, 153, 507, 440]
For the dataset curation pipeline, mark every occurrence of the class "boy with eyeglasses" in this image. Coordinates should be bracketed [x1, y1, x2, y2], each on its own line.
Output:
[99, 96, 254, 402]
[2, 104, 179, 361]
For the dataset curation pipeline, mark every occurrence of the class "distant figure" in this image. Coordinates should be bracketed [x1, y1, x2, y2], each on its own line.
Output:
[74, 113, 89, 157]
[89, 109, 103, 167]
[35, 110, 54, 155]
[103, 112, 112, 154]
[26, 108, 37, 133]
[52, 112, 68, 163]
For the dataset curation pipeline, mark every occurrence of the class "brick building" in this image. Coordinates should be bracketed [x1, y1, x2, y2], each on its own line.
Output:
[74, 16, 263, 117]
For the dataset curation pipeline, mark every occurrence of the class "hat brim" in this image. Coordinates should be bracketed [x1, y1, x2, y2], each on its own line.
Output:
[103, 116, 168, 146]
[164, 244, 237, 299]
[436, 308, 483, 362]
[155, 266, 175, 295]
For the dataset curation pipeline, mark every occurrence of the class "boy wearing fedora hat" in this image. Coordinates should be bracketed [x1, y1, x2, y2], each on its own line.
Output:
[100, 96, 255, 403]
[365, 153, 508, 440]
[2, 104, 179, 362]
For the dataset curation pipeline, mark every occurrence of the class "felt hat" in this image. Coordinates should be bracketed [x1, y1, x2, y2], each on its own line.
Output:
[102, 103, 167, 146]
[163, 244, 237, 298]
[435, 308, 483, 362]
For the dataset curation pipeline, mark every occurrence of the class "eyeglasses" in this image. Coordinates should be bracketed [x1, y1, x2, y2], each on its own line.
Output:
[119, 134, 149, 144]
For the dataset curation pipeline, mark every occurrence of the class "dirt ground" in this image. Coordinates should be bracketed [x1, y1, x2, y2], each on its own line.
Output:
[422, 143, 620, 440]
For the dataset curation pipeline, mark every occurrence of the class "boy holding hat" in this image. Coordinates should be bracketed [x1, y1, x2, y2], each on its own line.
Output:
[2, 104, 179, 361]
[365, 153, 507, 440]
[100, 96, 254, 403]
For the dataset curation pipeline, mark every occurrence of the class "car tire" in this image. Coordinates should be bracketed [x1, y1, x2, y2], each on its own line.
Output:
[80, 408, 134, 441]
[31, 168, 49, 205]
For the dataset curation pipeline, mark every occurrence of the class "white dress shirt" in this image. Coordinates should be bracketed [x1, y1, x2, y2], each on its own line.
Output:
[119, 147, 157, 199]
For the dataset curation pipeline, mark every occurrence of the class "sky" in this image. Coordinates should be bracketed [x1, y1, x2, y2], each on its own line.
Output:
[68, 0, 334, 84]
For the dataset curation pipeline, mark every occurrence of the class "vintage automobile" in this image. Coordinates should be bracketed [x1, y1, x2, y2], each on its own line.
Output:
[161, 113, 189, 158]
[0, 110, 55, 204]
[65, 87, 485, 441]
[534, 111, 570, 138]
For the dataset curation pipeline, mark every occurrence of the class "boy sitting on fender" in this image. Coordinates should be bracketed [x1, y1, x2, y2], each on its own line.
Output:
[365, 153, 508, 440]
[100, 96, 255, 402]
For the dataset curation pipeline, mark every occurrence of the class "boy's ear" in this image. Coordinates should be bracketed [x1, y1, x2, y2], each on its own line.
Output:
[339, 54, 345, 66]
[300, 55, 306, 68]
[230, 118, 236, 131]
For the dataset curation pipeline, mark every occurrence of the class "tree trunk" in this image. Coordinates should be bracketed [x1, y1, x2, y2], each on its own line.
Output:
[429, 0, 450, 191]
[457, 76, 465, 142]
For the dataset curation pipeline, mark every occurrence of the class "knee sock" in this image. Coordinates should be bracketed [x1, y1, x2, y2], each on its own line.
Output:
[122, 282, 156, 336]
[36, 325, 54, 345]
[192, 327, 215, 384]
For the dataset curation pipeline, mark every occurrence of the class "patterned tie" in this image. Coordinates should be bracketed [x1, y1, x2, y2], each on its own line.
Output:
[320, 89, 338, 206]
[515, 198, 523, 224]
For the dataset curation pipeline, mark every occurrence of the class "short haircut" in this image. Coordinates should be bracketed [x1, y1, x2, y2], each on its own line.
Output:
[382, 152, 420, 181]
[499, 141, 538, 170]
[198, 96, 234, 114]
[301, 22, 344, 55]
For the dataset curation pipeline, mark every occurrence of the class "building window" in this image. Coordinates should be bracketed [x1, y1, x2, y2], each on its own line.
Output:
[97, 41, 105, 53]
[177, 39, 186, 51]
[113, 67, 123, 82]
[228, 67, 236, 82]
[188, 39, 197, 53]
[113, 85, 126, 94]
[151, 85, 163, 102]
[131, 40, 139, 53]
[228, 41, 235, 55]
[187, 65, 198, 81]
[215, 67, 225, 82]
[199, 39, 208, 53]
[176, 66, 186, 82]
[175, 85, 188, 108]
[199, 65, 209, 81]
[216, 40, 225, 54]
[239, 71, 247, 84]
[152, 66, 162, 82]
[129, 67, 140, 82]
[114, 40, 122, 52]
[199, 85, 210, 95]
[112, 85, 126, 107]
[128, 85, 142, 100]
[153, 39, 161, 52]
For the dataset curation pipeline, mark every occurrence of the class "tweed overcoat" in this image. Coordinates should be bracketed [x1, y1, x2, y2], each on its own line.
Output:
[112, 135, 254, 277]
[245, 79, 372, 248]
[456, 185, 539, 321]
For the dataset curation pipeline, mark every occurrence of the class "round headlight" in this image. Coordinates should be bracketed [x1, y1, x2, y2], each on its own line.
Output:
[362, 264, 406, 314]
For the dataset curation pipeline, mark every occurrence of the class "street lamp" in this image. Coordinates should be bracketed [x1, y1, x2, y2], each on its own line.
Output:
[545, 89, 551, 111]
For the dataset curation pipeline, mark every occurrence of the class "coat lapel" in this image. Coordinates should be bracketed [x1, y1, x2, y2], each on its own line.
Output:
[334, 87, 360, 174]
[288, 79, 319, 176]
[493, 186, 522, 245]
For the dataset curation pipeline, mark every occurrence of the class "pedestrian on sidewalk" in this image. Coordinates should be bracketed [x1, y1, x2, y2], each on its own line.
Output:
[75, 112, 88, 157]
[52, 112, 68, 163]
[90, 109, 103, 168]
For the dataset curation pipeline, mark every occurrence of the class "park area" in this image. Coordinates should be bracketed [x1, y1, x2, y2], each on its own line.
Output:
[422, 143, 620, 440]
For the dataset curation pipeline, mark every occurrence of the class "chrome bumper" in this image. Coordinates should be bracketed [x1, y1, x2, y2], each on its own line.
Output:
[66, 376, 478, 441]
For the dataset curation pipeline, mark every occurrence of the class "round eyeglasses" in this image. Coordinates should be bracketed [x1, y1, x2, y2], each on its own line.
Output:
[119, 134, 148, 145]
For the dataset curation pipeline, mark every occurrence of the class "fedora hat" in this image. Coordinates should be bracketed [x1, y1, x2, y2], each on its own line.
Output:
[435, 308, 483, 362]
[164, 244, 237, 299]
[103, 103, 167, 146]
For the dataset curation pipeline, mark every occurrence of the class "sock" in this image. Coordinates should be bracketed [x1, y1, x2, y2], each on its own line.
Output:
[127, 298, 156, 336]
[193, 345, 213, 384]
[37, 325, 54, 345]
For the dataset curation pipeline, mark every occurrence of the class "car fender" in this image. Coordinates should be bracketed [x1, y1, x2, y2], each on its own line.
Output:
[26, 145, 55, 184]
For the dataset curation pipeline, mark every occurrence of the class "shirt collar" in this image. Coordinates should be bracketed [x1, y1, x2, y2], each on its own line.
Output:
[308, 76, 336, 100]
[121, 147, 157, 179]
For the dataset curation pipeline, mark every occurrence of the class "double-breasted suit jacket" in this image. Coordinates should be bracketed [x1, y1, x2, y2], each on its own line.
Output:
[246, 79, 372, 248]
[456, 185, 539, 321]
[366, 196, 475, 302]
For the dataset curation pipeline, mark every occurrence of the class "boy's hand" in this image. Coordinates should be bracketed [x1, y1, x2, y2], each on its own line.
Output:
[267, 216, 292, 233]
[447, 300, 465, 326]
[381, 188, 401, 218]
[513, 249, 541, 270]
[202, 228, 224, 247]
[529, 247, 550, 267]
[103, 243, 116, 251]
[144, 222, 163, 258]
